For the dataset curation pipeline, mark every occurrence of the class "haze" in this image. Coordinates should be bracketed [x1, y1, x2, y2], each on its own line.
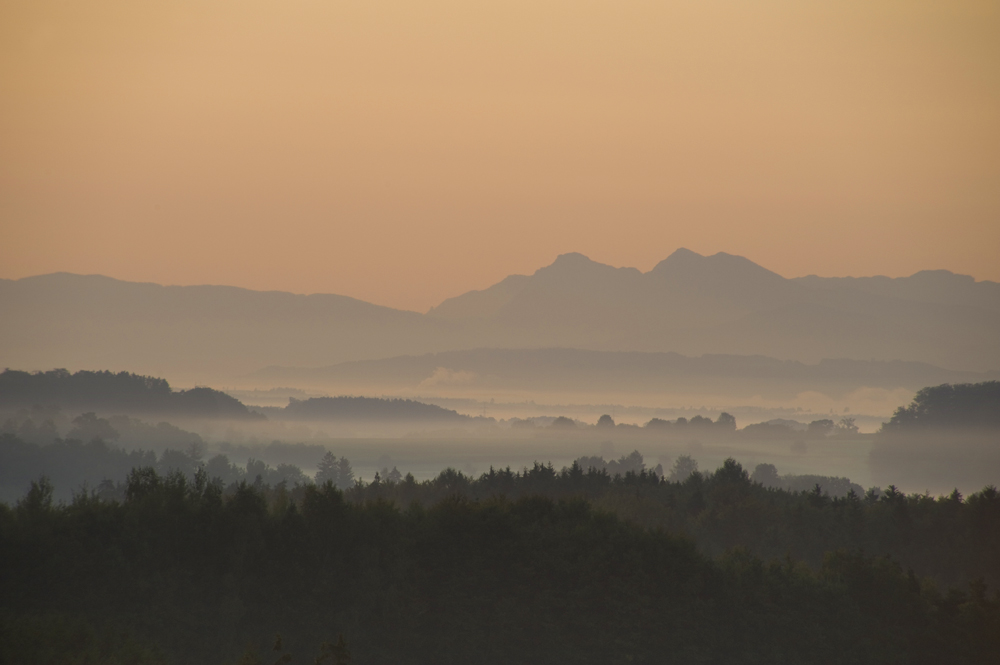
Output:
[2, 0, 999, 311]
[4, 4, 1000, 659]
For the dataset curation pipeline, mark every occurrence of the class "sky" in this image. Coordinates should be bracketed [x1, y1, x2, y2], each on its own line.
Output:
[1, 0, 998, 312]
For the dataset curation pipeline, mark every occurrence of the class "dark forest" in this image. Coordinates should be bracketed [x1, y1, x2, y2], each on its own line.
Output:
[3, 457, 999, 664]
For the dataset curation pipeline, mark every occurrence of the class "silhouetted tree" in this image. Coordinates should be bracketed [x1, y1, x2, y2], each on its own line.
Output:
[315, 451, 339, 485]
[668, 455, 698, 483]
[836, 416, 859, 435]
[806, 419, 835, 438]
[751, 463, 779, 487]
[715, 412, 737, 430]
[714, 458, 749, 484]
[549, 416, 576, 429]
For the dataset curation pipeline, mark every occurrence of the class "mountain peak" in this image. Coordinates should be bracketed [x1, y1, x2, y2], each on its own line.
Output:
[648, 249, 783, 283]
[644, 248, 704, 272]
[535, 253, 643, 284]
[549, 252, 596, 266]
[665, 247, 704, 261]
[535, 252, 609, 277]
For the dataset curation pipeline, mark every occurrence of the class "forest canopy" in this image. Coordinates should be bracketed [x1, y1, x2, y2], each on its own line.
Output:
[2, 468, 998, 665]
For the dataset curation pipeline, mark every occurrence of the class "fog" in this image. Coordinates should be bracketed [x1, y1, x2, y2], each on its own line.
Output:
[5, 383, 995, 500]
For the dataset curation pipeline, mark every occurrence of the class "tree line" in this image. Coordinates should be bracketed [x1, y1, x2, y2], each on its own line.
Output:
[3, 429, 997, 592]
[0, 369, 260, 419]
[2, 469, 998, 665]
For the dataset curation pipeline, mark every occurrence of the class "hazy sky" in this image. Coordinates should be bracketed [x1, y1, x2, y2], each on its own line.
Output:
[2, 0, 998, 312]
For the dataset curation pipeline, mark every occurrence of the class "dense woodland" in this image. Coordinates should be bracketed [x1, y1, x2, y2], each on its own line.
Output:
[2, 455, 999, 664]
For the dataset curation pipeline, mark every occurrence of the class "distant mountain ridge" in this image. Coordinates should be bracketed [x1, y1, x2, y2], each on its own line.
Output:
[426, 250, 1000, 371]
[2, 250, 998, 380]
[252, 348, 1000, 399]
[0, 272, 466, 380]
[432, 250, 1000, 322]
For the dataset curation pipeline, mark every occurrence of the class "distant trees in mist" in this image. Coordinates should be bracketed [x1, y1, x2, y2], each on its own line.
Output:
[642, 412, 736, 431]
[283, 396, 470, 422]
[0, 432, 308, 504]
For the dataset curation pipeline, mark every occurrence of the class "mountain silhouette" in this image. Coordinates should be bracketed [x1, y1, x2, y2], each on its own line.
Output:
[427, 249, 999, 370]
[2, 250, 997, 381]
[0, 273, 465, 381]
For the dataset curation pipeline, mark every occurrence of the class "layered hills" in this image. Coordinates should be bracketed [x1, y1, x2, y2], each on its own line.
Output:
[253, 348, 999, 400]
[2, 250, 997, 384]
[0, 273, 464, 380]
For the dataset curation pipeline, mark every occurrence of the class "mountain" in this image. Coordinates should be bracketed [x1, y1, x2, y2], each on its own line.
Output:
[2, 251, 998, 383]
[427, 250, 1000, 371]
[428, 250, 803, 325]
[0, 273, 464, 381]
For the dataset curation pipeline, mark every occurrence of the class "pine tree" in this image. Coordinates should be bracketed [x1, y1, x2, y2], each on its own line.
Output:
[336, 457, 354, 489]
[315, 451, 338, 485]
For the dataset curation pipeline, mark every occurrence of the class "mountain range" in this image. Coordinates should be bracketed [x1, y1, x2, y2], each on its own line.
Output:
[2, 249, 998, 383]
[426, 250, 1000, 372]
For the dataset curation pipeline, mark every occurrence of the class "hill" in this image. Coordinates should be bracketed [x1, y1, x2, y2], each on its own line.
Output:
[281, 395, 473, 423]
[880, 381, 1000, 432]
[0, 369, 259, 420]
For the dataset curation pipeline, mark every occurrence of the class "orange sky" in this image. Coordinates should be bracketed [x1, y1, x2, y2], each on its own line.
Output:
[1, 0, 998, 312]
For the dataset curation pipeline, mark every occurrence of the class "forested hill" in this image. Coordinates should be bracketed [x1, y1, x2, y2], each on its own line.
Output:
[281, 395, 473, 422]
[0, 369, 259, 419]
[880, 381, 1000, 432]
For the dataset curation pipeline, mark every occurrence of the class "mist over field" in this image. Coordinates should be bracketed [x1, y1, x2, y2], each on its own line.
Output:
[3, 363, 999, 662]
[3, 249, 999, 494]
